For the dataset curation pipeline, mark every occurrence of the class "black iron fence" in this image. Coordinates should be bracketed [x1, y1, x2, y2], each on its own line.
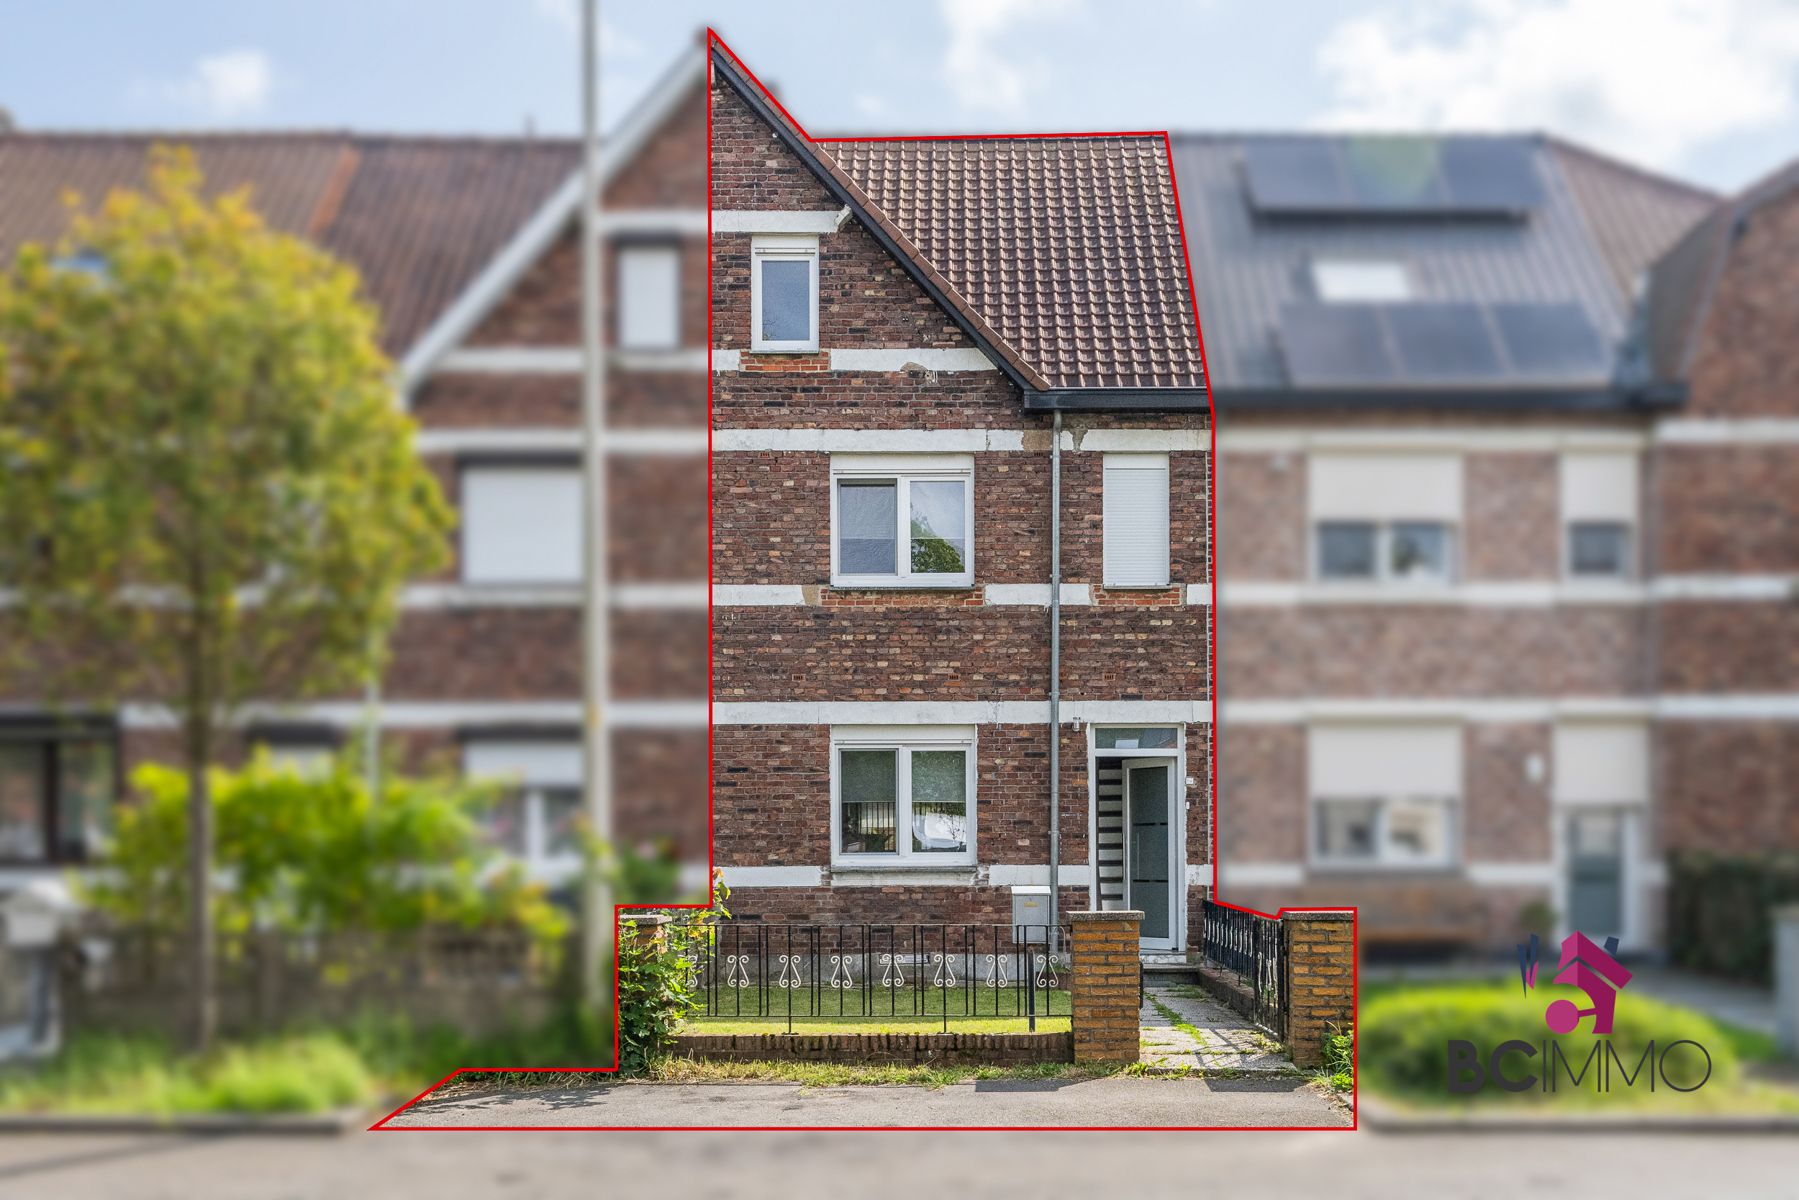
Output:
[696, 923, 1071, 1034]
[1200, 899, 1285, 1036]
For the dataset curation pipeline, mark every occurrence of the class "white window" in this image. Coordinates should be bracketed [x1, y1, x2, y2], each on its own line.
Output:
[750, 234, 819, 352]
[1309, 725, 1460, 869]
[1312, 259, 1410, 303]
[1310, 454, 1460, 584]
[830, 455, 973, 588]
[831, 727, 975, 867]
[1103, 454, 1171, 588]
[617, 242, 681, 350]
[464, 740, 584, 881]
[1561, 453, 1637, 580]
[460, 465, 583, 585]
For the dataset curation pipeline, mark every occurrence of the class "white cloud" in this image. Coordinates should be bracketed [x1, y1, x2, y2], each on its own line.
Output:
[853, 93, 890, 118]
[153, 49, 273, 120]
[939, 0, 1079, 115]
[1314, 0, 1799, 170]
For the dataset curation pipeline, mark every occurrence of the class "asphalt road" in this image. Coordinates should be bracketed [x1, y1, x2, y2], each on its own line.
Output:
[384, 1074, 1351, 1129]
[4, 1126, 1798, 1199]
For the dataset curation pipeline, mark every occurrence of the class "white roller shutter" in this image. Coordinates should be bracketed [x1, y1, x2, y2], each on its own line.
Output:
[617, 244, 681, 349]
[1560, 453, 1638, 523]
[1309, 725, 1462, 797]
[1553, 724, 1648, 803]
[1102, 454, 1171, 588]
[464, 741, 583, 786]
[461, 467, 583, 584]
[1309, 454, 1461, 521]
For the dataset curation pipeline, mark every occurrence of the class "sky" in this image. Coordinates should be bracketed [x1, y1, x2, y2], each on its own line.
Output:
[2, 0, 1796, 192]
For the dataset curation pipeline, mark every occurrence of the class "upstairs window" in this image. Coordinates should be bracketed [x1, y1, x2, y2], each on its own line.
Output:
[1102, 454, 1172, 588]
[1311, 259, 1410, 302]
[460, 462, 583, 585]
[616, 242, 681, 350]
[750, 234, 819, 352]
[1310, 454, 1460, 585]
[830, 455, 973, 588]
[1561, 453, 1637, 580]
[464, 740, 584, 882]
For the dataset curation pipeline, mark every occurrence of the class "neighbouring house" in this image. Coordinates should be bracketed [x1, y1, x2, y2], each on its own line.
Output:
[706, 40, 1213, 953]
[4, 35, 1794, 966]
[0, 55, 713, 895]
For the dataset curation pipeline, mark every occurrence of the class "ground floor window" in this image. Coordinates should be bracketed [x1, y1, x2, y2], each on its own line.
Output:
[832, 728, 975, 866]
[463, 740, 584, 881]
[1313, 796, 1456, 868]
[0, 722, 117, 864]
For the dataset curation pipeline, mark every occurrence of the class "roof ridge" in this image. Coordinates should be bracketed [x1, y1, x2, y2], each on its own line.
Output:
[1544, 134, 1720, 203]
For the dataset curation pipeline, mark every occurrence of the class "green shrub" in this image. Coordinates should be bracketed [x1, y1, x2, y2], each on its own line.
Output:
[1361, 981, 1737, 1103]
[1323, 1025, 1354, 1091]
[1668, 852, 1799, 985]
[616, 876, 728, 1074]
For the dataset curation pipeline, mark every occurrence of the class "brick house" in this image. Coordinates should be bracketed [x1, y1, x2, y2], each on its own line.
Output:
[5, 35, 1795, 967]
[706, 41, 1214, 953]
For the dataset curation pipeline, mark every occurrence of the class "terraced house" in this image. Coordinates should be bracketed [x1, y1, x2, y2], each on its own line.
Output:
[706, 42, 1215, 953]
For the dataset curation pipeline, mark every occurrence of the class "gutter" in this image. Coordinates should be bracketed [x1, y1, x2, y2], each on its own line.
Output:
[1048, 412, 1063, 946]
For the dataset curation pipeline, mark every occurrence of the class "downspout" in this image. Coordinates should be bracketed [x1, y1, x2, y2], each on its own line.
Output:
[1049, 411, 1063, 947]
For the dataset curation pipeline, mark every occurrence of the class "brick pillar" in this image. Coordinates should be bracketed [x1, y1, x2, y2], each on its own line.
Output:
[1069, 910, 1142, 1063]
[1281, 910, 1355, 1068]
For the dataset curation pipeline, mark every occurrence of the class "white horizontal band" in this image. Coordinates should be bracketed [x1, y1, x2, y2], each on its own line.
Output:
[709, 583, 1206, 607]
[986, 864, 1097, 887]
[599, 208, 706, 235]
[1652, 575, 1796, 601]
[1218, 861, 1562, 888]
[1062, 429, 1210, 452]
[713, 210, 844, 233]
[1222, 698, 1655, 725]
[828, 348, 997, 372]
[119, 700, 707, 730]
[414, 428, 704, 456]
[431, 347, 712, 375]
[612, 582, 708, 609]
[712, 584, 808, 606]
[713, 700, 1209, 726]
[716, 866, 825, 888]
[982, 584, 1093, 606]
[1217, 426, 1648, 454]
[1656, 418, 1799, 445]
[1216, 863, 1303, 887]
[1221, 581, 1649, 608]
[713, 428, 1026, 453]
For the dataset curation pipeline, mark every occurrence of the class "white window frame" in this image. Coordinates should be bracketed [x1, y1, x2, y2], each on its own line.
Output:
[750, 233, 820, 353]
[1102, 453, 1172, 589]
[1311, 258, 1411, 302]
[1309, 795, 1460, 871]
[459, 462, 584, 586]
[830, 726, 977, 869]
[1564, 520, 1634, 581]
[616, 241, 681, 350]
[463, 741, 584, 884]
[1312, 519, 1457, 585]
[829, 454, 975, 589]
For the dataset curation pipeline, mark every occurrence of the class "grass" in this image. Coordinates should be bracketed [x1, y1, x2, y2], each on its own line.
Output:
[685, 984, 1071, 1036]
[0, 1005, 615, 1118]
[0, 1032, 375, 1117]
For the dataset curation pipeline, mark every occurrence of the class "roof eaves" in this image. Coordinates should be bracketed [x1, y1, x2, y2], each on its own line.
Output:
[708, 37, 1053, 394]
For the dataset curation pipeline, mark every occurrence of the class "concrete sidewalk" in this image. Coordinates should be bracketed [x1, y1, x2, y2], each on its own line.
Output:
[381, 1074, 1352, 1129]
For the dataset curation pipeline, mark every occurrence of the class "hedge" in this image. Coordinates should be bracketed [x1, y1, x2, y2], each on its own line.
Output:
[1667, 852, 1799, 985]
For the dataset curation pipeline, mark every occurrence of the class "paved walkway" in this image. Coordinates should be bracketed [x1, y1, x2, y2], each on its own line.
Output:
[1139, 981, 1296, 1073]
[381, 1073, 1350, 1129]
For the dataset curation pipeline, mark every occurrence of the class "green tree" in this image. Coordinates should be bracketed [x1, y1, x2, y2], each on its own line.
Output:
[0, 149, 452, 1049]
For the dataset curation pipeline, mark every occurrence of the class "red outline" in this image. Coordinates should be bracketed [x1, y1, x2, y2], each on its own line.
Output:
[370, 27, 1358, 1134]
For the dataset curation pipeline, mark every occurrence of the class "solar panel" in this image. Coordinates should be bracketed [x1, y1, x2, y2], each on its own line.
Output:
[1440, 139, 1543, 212]
[1278, 304, 1396, 385]
[1279, 301, 1612, 388]
[1387, 303, 1504, 381]
[1492, 302, 1610, 379]
[1244, 136, 1542, 216]
[1242, 140, 1348, 210]
[1342, 138, 1446, 210]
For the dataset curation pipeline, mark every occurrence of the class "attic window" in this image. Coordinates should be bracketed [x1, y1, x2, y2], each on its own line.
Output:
[1312, 259, 1410, 302]
[751, 234, 819, 353]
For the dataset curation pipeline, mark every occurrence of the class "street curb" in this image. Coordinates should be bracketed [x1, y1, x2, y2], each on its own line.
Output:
[0, 1104, 374, 1136]
[1360, 1094, 1799, 1135]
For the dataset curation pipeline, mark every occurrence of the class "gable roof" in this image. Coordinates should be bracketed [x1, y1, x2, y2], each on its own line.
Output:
[1168, 132, 1716, 406]
[0, 131, 579, 354]
[1634, 156, 1799, 388]
[711, 36, 1207, 404]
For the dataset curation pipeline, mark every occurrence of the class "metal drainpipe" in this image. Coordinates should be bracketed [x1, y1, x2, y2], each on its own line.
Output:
[1049, 411, 1063, 947]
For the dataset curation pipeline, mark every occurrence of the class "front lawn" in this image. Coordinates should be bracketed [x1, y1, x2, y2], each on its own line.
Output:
[1360, 979, 1799, 1115]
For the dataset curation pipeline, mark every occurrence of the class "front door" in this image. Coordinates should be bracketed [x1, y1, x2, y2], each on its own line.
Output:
[1124, 759, 1177, 951]
[1567, 811, 1625, 941]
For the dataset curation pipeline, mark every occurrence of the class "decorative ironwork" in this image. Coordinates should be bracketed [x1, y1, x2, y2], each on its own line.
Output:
[1199, 899, 1285, 1038]
[695, 922, 1071, 1034]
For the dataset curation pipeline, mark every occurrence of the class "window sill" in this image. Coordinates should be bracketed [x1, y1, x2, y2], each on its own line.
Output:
[829, 864, 978, 887]
[828, 580, 976, 592]
[748, 345, 821, 356]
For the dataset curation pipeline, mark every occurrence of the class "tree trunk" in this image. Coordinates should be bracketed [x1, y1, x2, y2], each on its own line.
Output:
[186, 717, 216, 1052]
